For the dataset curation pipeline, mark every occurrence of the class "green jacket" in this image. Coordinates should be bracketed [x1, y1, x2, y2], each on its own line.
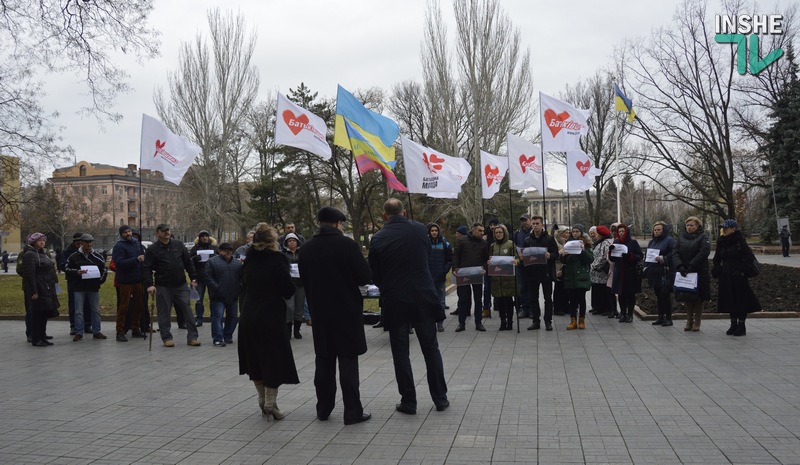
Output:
[559, 248, 593, 290]
[490, 239, 517, 297]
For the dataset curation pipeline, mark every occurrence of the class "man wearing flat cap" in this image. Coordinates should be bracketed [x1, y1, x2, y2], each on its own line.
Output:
[298, 206, 373, 425]
[61, 232, 92, 335]
[112, 225, 146, 342]
[65, 234, 108, 341]
[143, 223, 202, 347]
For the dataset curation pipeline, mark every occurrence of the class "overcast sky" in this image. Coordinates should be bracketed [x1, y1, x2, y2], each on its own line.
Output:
[37, 0, 789, 188]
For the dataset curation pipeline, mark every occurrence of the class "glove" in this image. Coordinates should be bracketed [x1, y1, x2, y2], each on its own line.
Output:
[608, 245, 615, 251]
[678, 265, 688, 277]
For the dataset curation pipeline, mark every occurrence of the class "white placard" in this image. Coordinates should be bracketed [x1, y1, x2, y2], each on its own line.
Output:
[673, 272, 698, 291]
[289, 263, 300, 278]
[645, 248, 660, 263]
[563, 240, 583, 255]
[610, 244, 628, 257]
[197, 250, 214, 262]
[80, 265, 100, 279]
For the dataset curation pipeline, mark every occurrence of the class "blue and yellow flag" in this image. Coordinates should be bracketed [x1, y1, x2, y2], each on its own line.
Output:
[334, 85, 406, 191]
[614, 83, 636, 123]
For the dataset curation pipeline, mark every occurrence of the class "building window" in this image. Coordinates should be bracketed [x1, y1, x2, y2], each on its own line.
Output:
[79, 165, 87, 177]
[81, 186, 87, 196]
[101, 186, 108, 195]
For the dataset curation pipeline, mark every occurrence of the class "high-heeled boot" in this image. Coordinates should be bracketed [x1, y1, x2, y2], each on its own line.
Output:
[254, 381, 266, 416]
[264, 387, 286, 421]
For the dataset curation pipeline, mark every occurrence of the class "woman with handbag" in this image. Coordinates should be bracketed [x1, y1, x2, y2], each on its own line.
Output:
[22, 232, 60, 347]
[712, 219, 761, 336]
[672, 216, 711, 331]
[645, 222, 676, 326]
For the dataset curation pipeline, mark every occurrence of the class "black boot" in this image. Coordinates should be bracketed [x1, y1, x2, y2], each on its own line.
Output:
[507, 318, 513, 331]
[652, 317, 664, 325]
[287, 322, 293, 338]
[609, 309, 619, 319]
[293, 321, 303, 339]
[726, 319, 737, 335]
[662, 310, 673, 326]
[733, 320, 746, 336]
[618, 308, 626, 323]
[624, 305, 634, 323]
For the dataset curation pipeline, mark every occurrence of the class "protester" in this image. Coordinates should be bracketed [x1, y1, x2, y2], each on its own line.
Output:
[205, 242, 242, 347]
[672, 216, 711, 332]
[779, 225, 791, 257]
[453, 222, 490, 332]
[512, 214, 534, 319]
[235, 230, 255, 261]
[60, 232, 91, 335]
[450, 225, 469, 316]
[369, 199, 449, 415]
[1, 250, 8, 273]
[561, 225, 594, 330]
[112, 225, 145, 342]
[278, 222, 306, 252]
[299, 207, 372, 425]
[189, 230, 218, 327]
[238, 223, 298, 419]
[521, 215, 558, 331]
[609, 223, 642, 324]
[589, 226, 613, 317]
[645, 222, 675, 326]
[552, 226, 571, 316]
[482, 217, 500, 319]
[23, 232, 59, 347]
[143, 224, 201, 347]
[283, 233, 305, 340]
[427, 223, 452, 332]
[489, 224, 518, 331]
[712, 219, 762, 336]
[65, 234, 108, 341]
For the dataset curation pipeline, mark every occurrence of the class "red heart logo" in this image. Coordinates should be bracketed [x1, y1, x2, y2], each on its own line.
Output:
[519, 154, 536, 173]
[423, 152, 444, 173]
[544, 109, 570, 138]
[283, 110, 309, 136]
[576, 160, 591, 176]
[484, 164, 500, 186]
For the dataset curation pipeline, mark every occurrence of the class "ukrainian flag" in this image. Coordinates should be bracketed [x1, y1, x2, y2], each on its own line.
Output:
[614, 83, 636, 123]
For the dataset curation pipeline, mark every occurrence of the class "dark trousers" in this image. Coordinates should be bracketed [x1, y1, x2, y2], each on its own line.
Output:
[388, 318, 448, 408]
[619, 293, 636, 313]
[314, 354, 363, 421]
[566, 288, 588, 317]
[457, 283, 482, 325]
[30, 309, 47, 343]
[24, 292, 32, 338]
[591, 283, 609, 314]
[782, 241, 790, 257]
[654, 287, 672, 319]
[495, 296, 515, 325]
[608, 290, 618, 314]
[516, 266, 531, 314]
[527, 276, 553, 323]
[553, 280, 567, 314]
[482, 274, 492, 310]
[194, 281, 207, 322]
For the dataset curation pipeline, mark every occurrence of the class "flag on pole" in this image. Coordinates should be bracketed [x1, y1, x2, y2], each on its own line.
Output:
[506, 133, 547, 192]
[614, 83, 636, 123]
[401, 136, 471, 195]
[140, 114, 201, 186]
[539, 92, 590, 152]
[566, 150, 601, 192]
[480, 150, 508, 199]
[334, 85, 406, 191]
[275, 92, 331, 160]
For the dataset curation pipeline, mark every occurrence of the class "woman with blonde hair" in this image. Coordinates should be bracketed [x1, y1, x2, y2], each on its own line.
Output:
[238, 222, 298, 419]
[561, 225, 594, 330]
[489, 224, 518, 331]
[672, 216, 711, 331]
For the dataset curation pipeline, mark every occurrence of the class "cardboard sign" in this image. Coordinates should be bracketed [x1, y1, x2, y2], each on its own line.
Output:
[455, 266, 484, 286]
[488, 256, 515, 276]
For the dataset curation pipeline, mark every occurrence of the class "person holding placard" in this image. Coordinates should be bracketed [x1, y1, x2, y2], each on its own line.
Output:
[453, 223, 490, 332]
[489, 224, 518, 331]
[609, 223, 643, 324]
[553, 226, 571, 316]
[645, 222, 676, 326]
[65, 234, 108, 341]
[589, 226, 614, 318]
[522, 216, 558, 331]
[672, 216, 711, 331]
[189, 230, 218, 327]
[712, 219, 761, 336]
[561, 225, 594, 330]
[282, 233, 305, 340]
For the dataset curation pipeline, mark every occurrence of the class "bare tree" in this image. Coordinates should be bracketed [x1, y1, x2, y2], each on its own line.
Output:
[154, 8, 259, 236]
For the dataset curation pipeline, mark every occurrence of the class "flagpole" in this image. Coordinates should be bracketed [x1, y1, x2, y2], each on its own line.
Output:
[616, 149, 621, 223]
[138, 131, 144, 238]
[406, 192, 414, 221]
[329, 151, 335, 207]
[566, 164, 572, 227]
[539, 92, 548, 229]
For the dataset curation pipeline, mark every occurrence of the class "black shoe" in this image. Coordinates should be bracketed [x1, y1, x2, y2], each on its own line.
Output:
[32, 340, 49, 347]
[409, 328, 414, 335]
[344, 413, 371, 425]
[27, 337, 32, 343]
[527, 321, 540, 331]
[294, 332, 302, 339]
[726, 322, 736, 335]
[195, 320, 203, 327]
[545, 322, 553, 331]
[131, 330, 144, 339]
[652, 318, 664, 325]
[395, 403, 416, 415]
[437, 323, 444, 332]
[733, 321, 746, 336]
[178, 323, 187, 329]
[608, 312, 618, 319]
[445, 305, 450, 310]
[455, 324, 465, 332]
[449, 310, 458, 315]
[213, 340, 226, 347]
[44, 335, 53, 340]
[435, 400, 450, 411]
[116, 333, 128, 342]
[317, 414, 329, 421]
[69, 330, 77, 336]
[225, 339, 233, 344]
[43, 340, 54, 345]
[661, 319, 673, 326]
[475, 323, 486, 332]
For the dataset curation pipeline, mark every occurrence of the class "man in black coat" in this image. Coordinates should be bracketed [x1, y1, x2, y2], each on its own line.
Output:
[298, 207, 372, 426]
[521, 215, 558, 331]
[369, 199, 449, 415]
[453, 223, 490, 332]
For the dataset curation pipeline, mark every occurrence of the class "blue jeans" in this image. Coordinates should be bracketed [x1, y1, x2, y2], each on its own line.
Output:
[210, 300, 239, 343]
[194, 281, 207, 322]
[304, 300, 311, 321]
[434, 281, 446, 311]
[73, 291, 101, 335]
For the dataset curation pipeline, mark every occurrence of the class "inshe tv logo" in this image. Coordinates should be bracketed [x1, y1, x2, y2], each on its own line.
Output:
[714, 14, 784, 75]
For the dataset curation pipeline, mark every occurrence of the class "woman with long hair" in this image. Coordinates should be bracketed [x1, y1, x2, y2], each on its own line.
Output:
[238, 223, 298, 420]
[489, 224, 518, 331]
[561, 225, 594, 330]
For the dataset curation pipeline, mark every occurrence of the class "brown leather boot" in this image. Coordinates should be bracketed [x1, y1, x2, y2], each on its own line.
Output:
[692, 306, 702, 331]
[578, 316, 586, 330]
[567, 317, 578, 330]
[684, 306, 694, 331]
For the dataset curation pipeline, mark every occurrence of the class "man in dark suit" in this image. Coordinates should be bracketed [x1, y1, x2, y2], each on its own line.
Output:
[368, 198, 449, 415]
[298, 207, 372, 426]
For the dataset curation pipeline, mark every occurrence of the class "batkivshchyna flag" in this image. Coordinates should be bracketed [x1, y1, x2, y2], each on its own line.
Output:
[539, 92, 591, 152]
[566, 149, 602, 193]
[140, 114, 201, 186]
[401, 136, 471, 195]
[425, 149, 472, 198]
[614, 83, 636, 123]
[275, 92, 332, 160]
[480, 150, 508, 199]
[334, 85, 406, 191]
[506, 133, 547, 192]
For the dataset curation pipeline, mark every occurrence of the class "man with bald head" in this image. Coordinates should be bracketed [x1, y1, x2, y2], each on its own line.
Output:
[369, 198, 449, 414]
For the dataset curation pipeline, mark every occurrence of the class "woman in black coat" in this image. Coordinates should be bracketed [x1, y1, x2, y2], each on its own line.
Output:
[672, 216, 711, 332]
[22, 232, 60, 347]
[645, 222, 676, 326]
[712, 219, 761, 336]
[238, 223, 298, 420]
[609, 223, 643, 323]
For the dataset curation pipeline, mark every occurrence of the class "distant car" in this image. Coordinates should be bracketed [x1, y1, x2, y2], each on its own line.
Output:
[7, 252, 18, 262]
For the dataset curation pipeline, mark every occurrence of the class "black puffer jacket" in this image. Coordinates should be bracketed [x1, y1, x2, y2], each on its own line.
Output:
[204, 254, 243, 303]
[522, 231, 558, 280]
[453, 233, 489, 270]
[644, 223, 675, 290]
[143, 239, 197, 288]
[22, 247, 60, 312]
[672, 224, 711, 301]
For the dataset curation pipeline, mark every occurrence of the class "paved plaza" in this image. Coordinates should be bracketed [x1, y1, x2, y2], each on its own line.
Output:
[3, 289, 800, 465]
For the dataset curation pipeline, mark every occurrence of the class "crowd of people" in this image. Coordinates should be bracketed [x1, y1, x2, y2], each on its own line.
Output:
[15, 205, 766, 423]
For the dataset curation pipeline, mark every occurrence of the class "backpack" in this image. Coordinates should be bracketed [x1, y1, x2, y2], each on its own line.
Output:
[16, 250, 27, 277]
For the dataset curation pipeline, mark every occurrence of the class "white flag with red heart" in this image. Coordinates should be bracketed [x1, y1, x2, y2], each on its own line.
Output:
[506, 133, 547, 192]
[480, 150, 508, 199]
[539, 92, 591, 152]
[140, 114, 201, 186]
[401, 136, 471, 195]
[274, 92, 332, 160]
[566, 150, 601, 192]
